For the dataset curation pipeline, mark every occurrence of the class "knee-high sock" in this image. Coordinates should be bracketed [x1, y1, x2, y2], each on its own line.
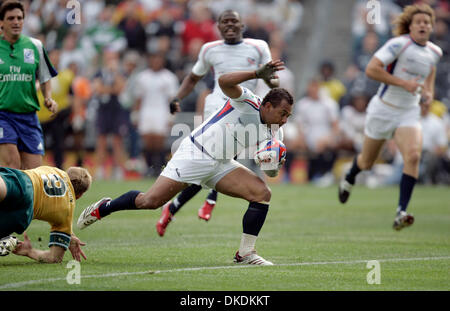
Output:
[239, 202, 269, 255]
[98, 190, 140, 218]
[206, 189, 218, 204]
[397, 173, 417, 213]
[345, 156, 362, 185]
[169, 184, 202, 215]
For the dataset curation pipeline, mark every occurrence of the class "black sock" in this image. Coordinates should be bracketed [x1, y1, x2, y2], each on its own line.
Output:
[345, 156, 361, 185]
[206, 190, 218, 203]
[242, 202, 269, 236]
[98, 190, 140, 217]
[398, 173, 417, 213]
[169, 184, 202, 215]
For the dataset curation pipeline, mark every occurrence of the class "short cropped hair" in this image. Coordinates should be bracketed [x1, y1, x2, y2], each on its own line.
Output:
[0, 0, 25, 20]
[393, 4, 435, 36]
[217, 10, 241, 23]
[67, 167, 92, 198]
[261, 88, 293, 108]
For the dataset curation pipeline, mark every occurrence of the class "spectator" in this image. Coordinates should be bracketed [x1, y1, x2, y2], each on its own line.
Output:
[243, 12, 270, 42]
[352, 0, 402, 46]
[37, 49, 76, 169]
[119, 50, 145, 174]
[318, 60, 347, 103]
[71, 73, 92, 167]
[294, 79, 340, 183]
[134, 52, 179, 177]
[419, 101, 449, 184]
[92, 49, 127, 180]
[180, 1, 218, 56]
[353, 30, 380, 71]
[338, 92, 368, 153]
[117, 1, 147, 53]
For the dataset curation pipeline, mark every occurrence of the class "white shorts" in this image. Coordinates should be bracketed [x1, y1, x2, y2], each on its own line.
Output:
[161, 136, 244, 189]
[365, 95, 421, 140]
[138, 109, 169, 135]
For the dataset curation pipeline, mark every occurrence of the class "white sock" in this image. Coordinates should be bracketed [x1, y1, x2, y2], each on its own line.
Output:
[239, 233, 258, 256]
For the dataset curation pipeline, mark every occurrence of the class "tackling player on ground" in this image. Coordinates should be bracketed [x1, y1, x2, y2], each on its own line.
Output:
[0, 166, 91, 263]
[338, 4, 442, 230]
[77, 60, 293, 265]
[166, 9, 278, 227]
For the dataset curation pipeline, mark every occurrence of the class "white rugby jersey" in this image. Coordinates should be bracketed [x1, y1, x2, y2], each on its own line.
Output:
[135, 68, 179, 116]
[374, 35, 442, 108]
[192, 38, 272, 98]
[190, 87, 283, 160]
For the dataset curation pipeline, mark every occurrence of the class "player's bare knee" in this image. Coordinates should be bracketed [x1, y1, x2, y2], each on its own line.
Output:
[252, 185, 271, 202]
[404, 150, 421, 167]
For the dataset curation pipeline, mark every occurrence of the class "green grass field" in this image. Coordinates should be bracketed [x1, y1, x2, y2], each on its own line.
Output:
[0, 180, 449, 291]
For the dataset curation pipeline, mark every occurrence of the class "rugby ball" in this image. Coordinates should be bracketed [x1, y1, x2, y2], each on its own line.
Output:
[254, 140, 287, 176]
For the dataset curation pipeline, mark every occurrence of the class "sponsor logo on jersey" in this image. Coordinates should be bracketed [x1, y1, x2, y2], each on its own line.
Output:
[247, 57, 256, 65]
[23, 48, 35, 64]
[0, 73, 33, 82]
[388, 43, 400, 56]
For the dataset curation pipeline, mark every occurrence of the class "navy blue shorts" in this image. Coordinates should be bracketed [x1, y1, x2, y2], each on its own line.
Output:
[0, 111, 45, 155]
[96, 99, 127, 135]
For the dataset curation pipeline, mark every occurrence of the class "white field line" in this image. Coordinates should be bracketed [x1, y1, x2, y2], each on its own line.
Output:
[1, 256, 449, 289]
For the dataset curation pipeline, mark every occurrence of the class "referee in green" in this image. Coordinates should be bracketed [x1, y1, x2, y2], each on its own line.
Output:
[0, 0, 58, 169]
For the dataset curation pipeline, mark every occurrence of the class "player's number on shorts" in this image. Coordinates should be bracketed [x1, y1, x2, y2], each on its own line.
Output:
[41, 174, 67, 197]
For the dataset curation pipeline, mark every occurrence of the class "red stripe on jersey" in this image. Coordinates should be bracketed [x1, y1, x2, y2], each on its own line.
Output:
[427, 42, 442, 57]
[217, 99, 232, 117]
[201, 41, 225, 61]
[243, 39, 262, 58]
[244, 99, 260, 110]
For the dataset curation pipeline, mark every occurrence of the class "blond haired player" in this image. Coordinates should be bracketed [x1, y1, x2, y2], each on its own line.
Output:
[0, 166, 91, 263]
[338, 4, 442, 230]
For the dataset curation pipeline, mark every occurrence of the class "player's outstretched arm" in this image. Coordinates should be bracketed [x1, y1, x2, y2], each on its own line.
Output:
[169, 73, 203, 114]
[219, 60, 285, 98]
[12, 232, 65, 263]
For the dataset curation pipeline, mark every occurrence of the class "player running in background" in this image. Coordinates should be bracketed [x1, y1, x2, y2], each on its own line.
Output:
[338, 4, 442, 230]
[0, 0, 58, 169]
[77, 60, 293, 265]
[167, 9, 278, 225]
[0, 166, 91, 263]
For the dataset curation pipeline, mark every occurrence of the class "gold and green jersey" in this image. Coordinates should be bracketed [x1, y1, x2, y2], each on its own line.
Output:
[0, 35, 57, 113]
[23, 166, 76, 246]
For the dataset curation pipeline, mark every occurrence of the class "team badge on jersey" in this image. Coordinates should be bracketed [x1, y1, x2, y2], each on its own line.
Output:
[0, 58, 4, 64]
[23, 49, 35, 64]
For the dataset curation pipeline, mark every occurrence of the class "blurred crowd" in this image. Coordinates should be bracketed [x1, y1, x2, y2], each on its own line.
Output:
[24, 0, 449, 186]
[284, 0, 450, 187]
[28, 0, 303, 180]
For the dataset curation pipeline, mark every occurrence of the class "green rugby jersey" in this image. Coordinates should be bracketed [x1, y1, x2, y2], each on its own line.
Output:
[0, 35, 57, 113]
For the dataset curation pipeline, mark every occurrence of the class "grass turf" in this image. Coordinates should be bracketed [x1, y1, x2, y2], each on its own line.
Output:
[0, 180, 449, 291]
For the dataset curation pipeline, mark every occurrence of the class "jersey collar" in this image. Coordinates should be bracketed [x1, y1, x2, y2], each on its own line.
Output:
[408, 34, 426, 47]
[224, 40, 243, 45]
